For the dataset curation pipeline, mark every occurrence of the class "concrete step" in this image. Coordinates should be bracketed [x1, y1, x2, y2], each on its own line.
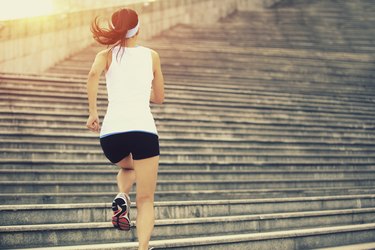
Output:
[7, 143, 375, 155]
[162, 65, 373, 87]
[1, 110, 375, 135]
[0, 138, 375, 159]
[2, 93, 374, 125]
[164, 50, 374, 71]
[10, 223, 375, 249]
[166, 19, 375, 35]
[2, 194, 374, 225]
[314, 241, 375, 250]
[2, 70, 374, 103]
[6, 75, 371, 100]
[1, 68, 372, 104]
[104, 26, 375, 50]
[159, 74, 372, 97]
[1, 161, 375, 172]
[5, 70, 370, 97]
[2, 136, 374, 157]
[166, 23, 375, 38]
[1, 178, 374, 193]
[69, 44, 375, 69]
[3, 123, 373, 144]
[1, 187, 375, 204]
[2, 149, 375, 164]
[61, 56, 375, 83]
[2, 128, 375, 146]
[2, 73, 374, 105]
[161, 71, 372, 94]
[154, 56, 374, 72]
[160, 34, 375, 51]
[86, 33, 375, 55]
[2, 94, 374, 119]
[13, 71, 369, 96]
[2, 114, 375, 139]
[167, 18, 375, 33]
[153, 36, 375, 54]
[48, 61, 372, 98]
[1, 139, 375, 156]
[2, 169, 375, 182]
[163, 75, 375, 102]
[1, 110, 374, 137]
[2, 157, 375, 168]
[66, 43, 375, 68]
[50, 60, 375, 87]
[1, 208, 375, 249]
[160, 38, 375, 56]
[2, 93, 374, 120]
[3, 137, 375, 154]
[4, 108, 373, 132]
[2, 136, 375, 156]
[41, 62, 375, 91]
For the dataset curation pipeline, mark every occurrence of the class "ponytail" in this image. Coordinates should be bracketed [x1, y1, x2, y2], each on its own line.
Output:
[90, 8, 139, 61]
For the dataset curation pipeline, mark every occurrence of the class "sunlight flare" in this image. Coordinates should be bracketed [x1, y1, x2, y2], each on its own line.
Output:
[0, 0, 55, 20]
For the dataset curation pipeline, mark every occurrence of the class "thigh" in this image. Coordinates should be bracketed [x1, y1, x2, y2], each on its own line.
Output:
[133, 156, 159, 198]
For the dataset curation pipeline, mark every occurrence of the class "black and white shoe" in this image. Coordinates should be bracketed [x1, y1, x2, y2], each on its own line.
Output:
[111, 192, 131, 231]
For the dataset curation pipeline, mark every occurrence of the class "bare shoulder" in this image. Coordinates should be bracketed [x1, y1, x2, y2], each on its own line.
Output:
[149, 48, 160, 60]
[96, 48, 111, 59]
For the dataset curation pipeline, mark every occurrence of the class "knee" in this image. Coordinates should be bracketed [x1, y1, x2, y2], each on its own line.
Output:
[115, 154, 133, 169]
[117, 168, 136, 181]
[117, 162, 131, 169]
[136, 194, 154, 206]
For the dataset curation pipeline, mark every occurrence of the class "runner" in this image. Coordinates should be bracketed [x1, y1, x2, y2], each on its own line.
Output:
[86, 8, 164, 250]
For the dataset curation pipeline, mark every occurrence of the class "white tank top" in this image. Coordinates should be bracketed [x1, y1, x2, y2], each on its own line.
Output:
[99, 45, 158, 138]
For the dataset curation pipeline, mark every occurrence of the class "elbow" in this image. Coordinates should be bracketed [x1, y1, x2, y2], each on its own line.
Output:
[154, 97, 164, 104]
[87, 70, 99, 80]
[153, 94, 164, 104]
[151, 90, 164, 104]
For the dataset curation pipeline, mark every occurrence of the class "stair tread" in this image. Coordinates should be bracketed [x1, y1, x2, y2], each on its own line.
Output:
[10, 223, 375, 249]
[315, 241, 375, 250]
[2, 207, 375, 231]
[1, 194, 374, 210]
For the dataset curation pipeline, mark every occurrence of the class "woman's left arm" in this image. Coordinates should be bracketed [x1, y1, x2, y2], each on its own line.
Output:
[86, 50, 107, 133]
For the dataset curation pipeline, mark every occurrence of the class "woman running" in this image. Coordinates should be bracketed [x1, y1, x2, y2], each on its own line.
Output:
[85, 8, 164, 250]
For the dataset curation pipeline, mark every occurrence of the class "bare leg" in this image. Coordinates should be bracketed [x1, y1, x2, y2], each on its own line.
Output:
[133, 155, 159, 250]
[115, 154, 136, 195]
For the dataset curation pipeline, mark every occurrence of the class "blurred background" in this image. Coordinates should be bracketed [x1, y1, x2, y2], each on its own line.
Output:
[0, 0, 154, 20]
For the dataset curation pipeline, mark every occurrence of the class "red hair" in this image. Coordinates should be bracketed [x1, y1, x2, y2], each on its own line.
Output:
[91, 8, 139, 59]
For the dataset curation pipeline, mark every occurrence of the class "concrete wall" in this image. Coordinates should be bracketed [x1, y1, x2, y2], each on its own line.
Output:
[0, 0, 282, 74]
[237, 0, 283, 10]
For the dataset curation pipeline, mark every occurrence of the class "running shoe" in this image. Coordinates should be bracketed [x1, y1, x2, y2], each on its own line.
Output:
[111, 192, 131, 230]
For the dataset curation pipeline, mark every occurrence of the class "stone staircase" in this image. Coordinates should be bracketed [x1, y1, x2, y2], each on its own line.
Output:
[1, 0, 375, 249]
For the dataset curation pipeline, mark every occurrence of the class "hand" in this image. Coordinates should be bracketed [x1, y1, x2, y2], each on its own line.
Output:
[86, 113, 101, 133]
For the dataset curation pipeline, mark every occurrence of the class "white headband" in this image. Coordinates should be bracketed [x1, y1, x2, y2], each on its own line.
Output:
[126, 21, 140, 38]
[110, 20, 140, 38]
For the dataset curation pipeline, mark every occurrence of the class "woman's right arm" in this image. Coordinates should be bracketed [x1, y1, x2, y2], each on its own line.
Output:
[86, 50, 107, 133]
[150, 50, 164, 104]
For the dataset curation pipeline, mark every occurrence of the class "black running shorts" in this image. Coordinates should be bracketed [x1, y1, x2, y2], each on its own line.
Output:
[99, 131, 160, 163]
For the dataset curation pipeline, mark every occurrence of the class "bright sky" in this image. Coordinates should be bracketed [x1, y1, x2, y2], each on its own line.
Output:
[0, 0, 154, 21]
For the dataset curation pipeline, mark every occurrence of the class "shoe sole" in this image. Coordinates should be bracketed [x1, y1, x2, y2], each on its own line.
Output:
[112, 197, 131, 231]
[112, 214, 131, 230]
